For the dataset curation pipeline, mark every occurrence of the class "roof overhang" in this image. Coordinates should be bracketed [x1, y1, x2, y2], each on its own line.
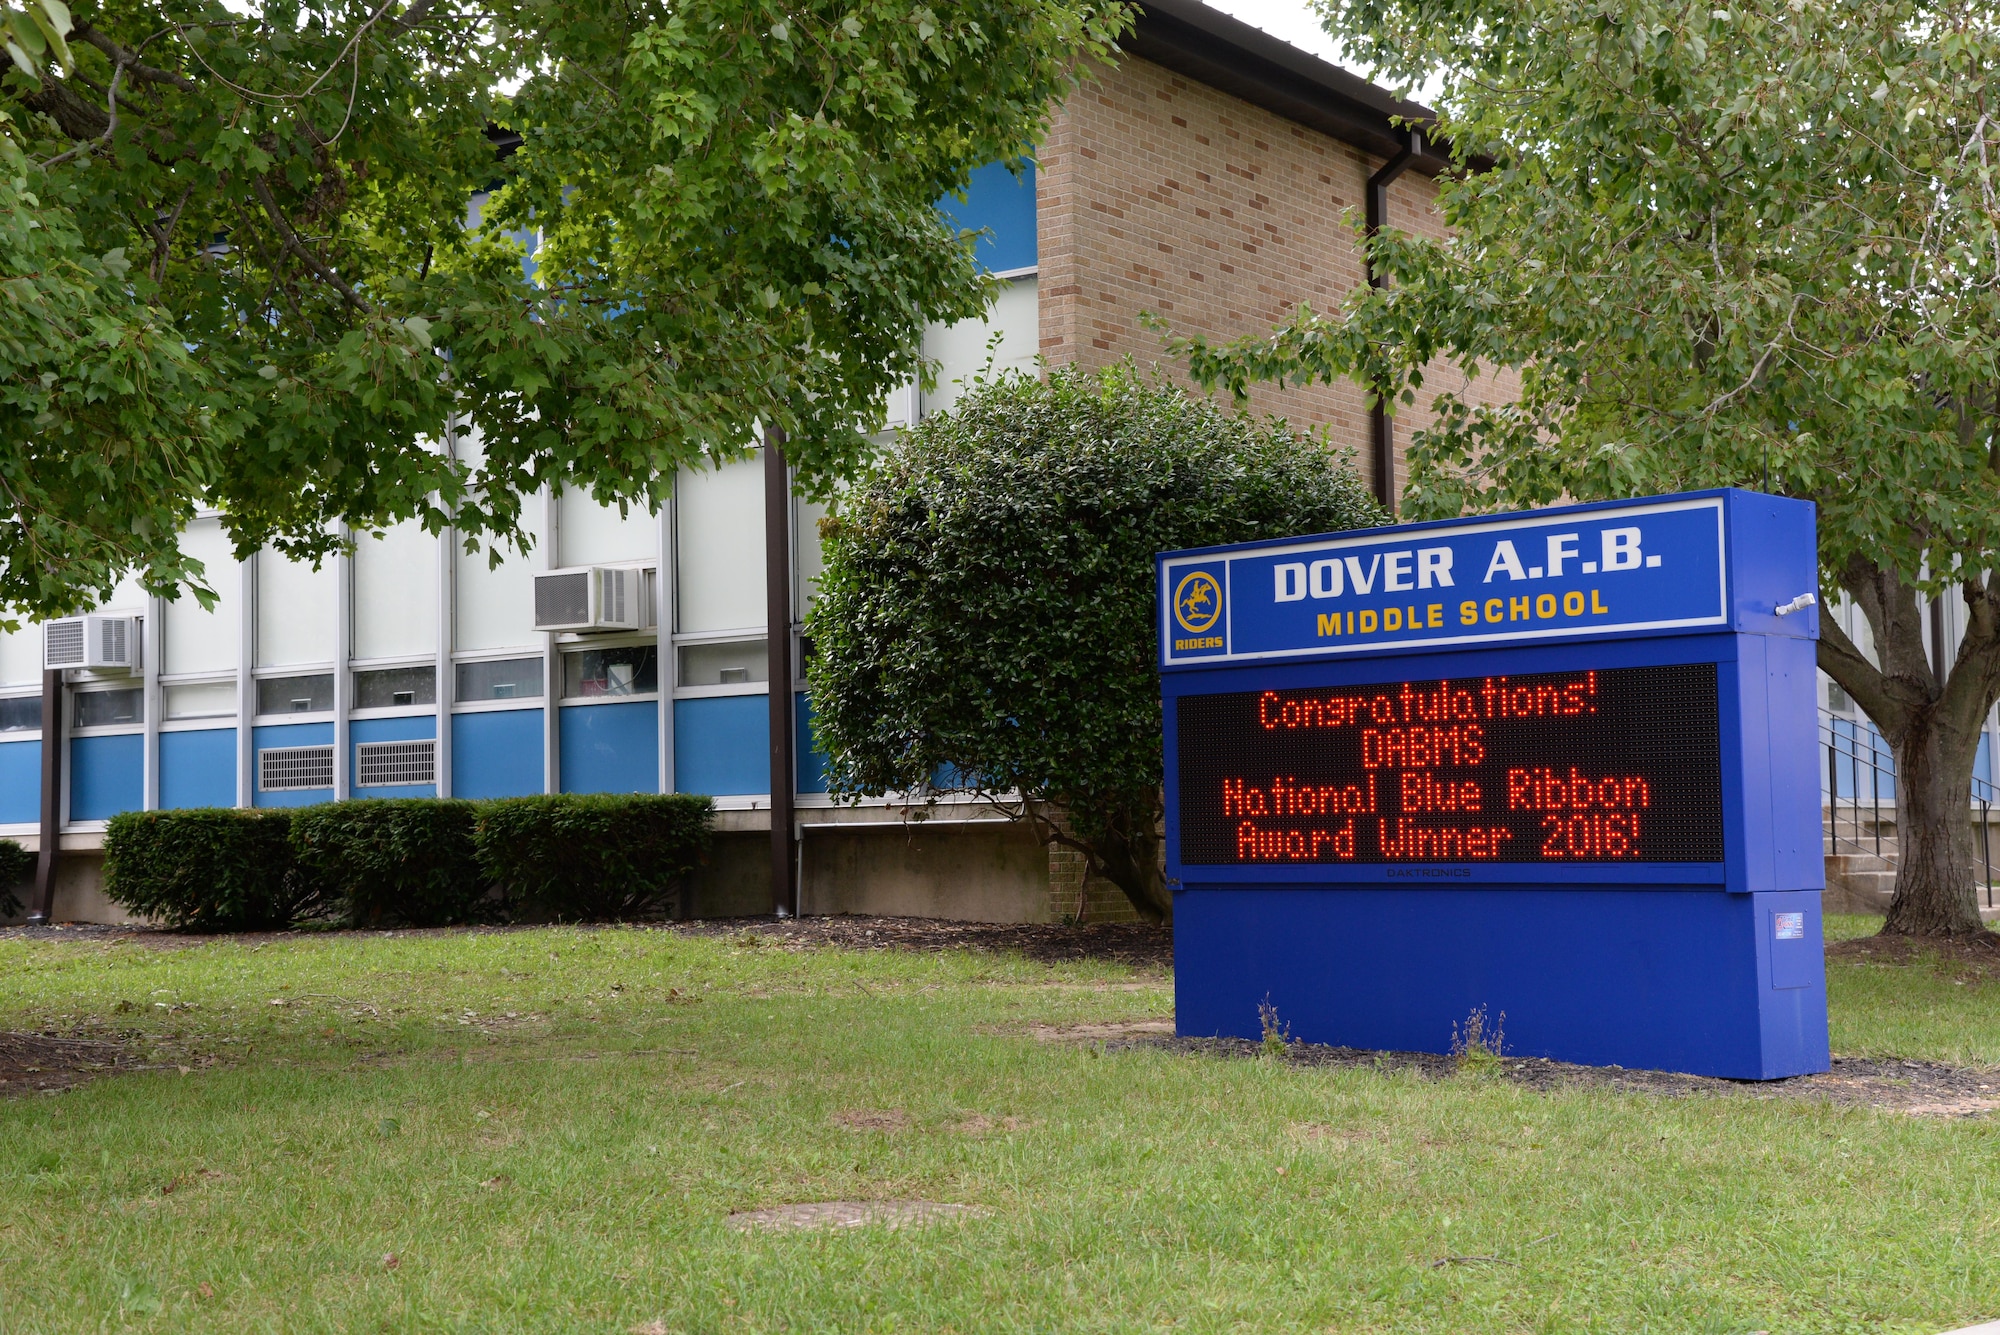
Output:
[1128, 0, 1448, 174]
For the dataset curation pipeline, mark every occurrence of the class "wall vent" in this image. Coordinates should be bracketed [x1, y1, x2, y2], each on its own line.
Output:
[258, 744, 334, 792]
[355, 739, 436, 787]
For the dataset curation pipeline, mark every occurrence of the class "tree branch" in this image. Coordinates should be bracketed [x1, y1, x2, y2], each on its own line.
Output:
[73, 25, 194, 91]
[250, 176, 370, 313]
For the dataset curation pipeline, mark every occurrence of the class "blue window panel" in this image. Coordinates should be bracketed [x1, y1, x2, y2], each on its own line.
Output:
[0, 740, 38, 825]
[71, 734, 142, 821]
[796, 692, 829, 795]
[559, 701, 658, 795]
[161, 729, 236, 810]
[939, 160, 1036, 274]
[251, 722, 334, 809]
[1979, 734, 1993, 788]
[451, 709, 545, 799]
[674, 695, 769, 797]
[352, 715, 438, 799]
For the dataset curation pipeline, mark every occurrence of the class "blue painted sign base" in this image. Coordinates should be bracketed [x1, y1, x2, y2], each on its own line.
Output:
[1174, 886, 1830, 1080]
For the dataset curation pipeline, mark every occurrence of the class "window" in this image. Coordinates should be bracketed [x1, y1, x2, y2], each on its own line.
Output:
[455, 657, 543, 702]
[561, 644, 657, 699]
[0, 696, 39, 731]
[75, 688, 143, 729]
[165, 681, 236, 720]
[354, 665, 436, 709]
[256, 673, 334, 716]
[678, 640, 767, 687]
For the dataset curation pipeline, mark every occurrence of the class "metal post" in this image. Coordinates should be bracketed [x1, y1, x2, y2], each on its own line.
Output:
[763, 427, 797, 918]
[141, 598, 161, 811]
[542, 487, 560, 796]
[435, 419, 456, 799]
[333, 532, 352, 800]
[29, 668, 61, 923]
[658, 496, 675, 796]
[237, 552, 255, 808]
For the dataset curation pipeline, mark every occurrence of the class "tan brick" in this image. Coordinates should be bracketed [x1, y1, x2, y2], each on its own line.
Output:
[1039, 57, 1516, 496]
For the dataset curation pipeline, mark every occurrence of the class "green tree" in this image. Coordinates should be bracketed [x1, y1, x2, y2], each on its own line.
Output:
[805, 367, 1381, 921]
[0, 0, 1127, 617]
[1172, 0, 2000, 937]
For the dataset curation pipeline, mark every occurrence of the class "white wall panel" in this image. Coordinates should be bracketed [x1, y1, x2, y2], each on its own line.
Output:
[558, 490, 656, 567]
[0, 624, 40, 686]
[921, 276, 1038, 416]
[164, 517, 240, 675]
[676, 454, 766, 633]
[455, 521, 542, 652]
[256, 549, 336, 667]
[353, 520, 439, 659]
[795, 497, 828, 613]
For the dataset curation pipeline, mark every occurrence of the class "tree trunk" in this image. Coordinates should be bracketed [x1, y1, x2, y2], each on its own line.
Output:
[1089, 814, 1171, 924]
[1882, 710, 1987, 936]
[1020, 799, 1172, 924]
[1821, 557, 1998, 939]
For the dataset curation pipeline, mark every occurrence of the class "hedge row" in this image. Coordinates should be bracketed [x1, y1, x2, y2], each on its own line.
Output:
[102, 794, 714, 931]
[0, 839, 32, 919]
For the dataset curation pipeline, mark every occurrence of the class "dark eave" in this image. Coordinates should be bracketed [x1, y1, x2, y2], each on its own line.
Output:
[1128, 0, 1446, 173]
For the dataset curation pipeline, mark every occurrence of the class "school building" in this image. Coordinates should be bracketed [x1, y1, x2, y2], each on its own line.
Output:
[2, 0, 1479, 924]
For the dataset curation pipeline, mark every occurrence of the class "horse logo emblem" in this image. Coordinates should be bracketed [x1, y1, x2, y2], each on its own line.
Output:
[1174, 570, 1222, 635]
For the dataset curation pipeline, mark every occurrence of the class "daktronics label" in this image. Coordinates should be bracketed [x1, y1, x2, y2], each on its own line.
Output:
[1175, 663, 1724, 865]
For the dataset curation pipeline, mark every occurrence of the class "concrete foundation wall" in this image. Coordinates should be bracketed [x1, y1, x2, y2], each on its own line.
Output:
[5, 822, 1058, 927]
[684, 822, 1054, 924]
[0, 850, 140, 927]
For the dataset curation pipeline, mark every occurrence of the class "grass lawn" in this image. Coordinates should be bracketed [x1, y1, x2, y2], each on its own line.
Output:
[0, 913, 1994, 1333]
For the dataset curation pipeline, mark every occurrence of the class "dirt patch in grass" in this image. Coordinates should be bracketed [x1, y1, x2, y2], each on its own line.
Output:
[1828, 930, 2000, 979]
[679, 915, 1173, 969]
[726, 1200, 990, 1232]
[0, 1030, 143, 1095]
[1022, 1019, 1175, 1042]
[831, 1108, 911, 1132]
[1132, 1034, 2000, 1116]
[946, 1112, 1030, 1135]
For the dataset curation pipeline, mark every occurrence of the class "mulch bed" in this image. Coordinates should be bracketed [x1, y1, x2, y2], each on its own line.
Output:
[0, 914, 1178, 968]
[0, 1031, 148, 1096]
[1121, 1035, 2000, 1116]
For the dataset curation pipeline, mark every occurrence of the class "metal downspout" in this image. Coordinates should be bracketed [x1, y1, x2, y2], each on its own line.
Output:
[763, 428, 798, 918]
[1365, 128, 1423, 515]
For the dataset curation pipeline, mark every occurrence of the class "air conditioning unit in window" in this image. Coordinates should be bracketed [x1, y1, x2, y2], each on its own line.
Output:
[43, 615, 139, 671]
[534, 567, 644, 632]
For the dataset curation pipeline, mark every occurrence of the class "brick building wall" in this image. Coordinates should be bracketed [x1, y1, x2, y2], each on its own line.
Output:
[1038, 54, 1505, 497]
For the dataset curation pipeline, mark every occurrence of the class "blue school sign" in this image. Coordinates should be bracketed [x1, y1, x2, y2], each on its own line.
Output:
[1158, 489, 1830, 1079]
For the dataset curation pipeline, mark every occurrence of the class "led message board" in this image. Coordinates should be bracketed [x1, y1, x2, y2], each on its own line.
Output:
[1176, 664, 1723, 866]
[1157, 489, 1830, 1080]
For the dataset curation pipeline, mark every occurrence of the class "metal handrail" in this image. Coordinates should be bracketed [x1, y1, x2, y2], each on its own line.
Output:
[1821, 709, 1997, 908]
